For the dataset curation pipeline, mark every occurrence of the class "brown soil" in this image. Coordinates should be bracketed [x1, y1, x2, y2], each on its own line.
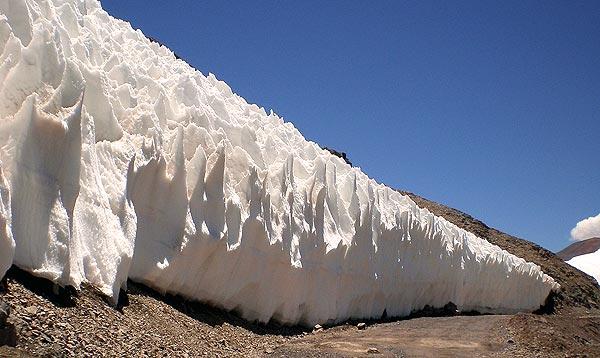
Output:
[273, 307, 600, 357]
[557, 237, 600, 261]
[274, 315, 513, 357]
[0, 190, 599, 357]
[274, 309, 600, 357]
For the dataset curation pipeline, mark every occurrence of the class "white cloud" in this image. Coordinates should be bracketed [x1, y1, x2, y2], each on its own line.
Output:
[571, 213, 600, 241]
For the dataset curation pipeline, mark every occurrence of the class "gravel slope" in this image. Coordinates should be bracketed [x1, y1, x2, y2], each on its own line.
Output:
[0, 267, 305, 357]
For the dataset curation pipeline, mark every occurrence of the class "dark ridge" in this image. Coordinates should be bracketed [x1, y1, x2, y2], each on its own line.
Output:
[323, 146, 352, 166]
[557, 237, 600, 261]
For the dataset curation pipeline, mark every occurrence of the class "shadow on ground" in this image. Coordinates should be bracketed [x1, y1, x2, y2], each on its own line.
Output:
[4, 265, 502, 337]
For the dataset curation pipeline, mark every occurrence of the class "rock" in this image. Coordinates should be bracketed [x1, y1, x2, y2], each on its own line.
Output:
[264, 348, 274, 354]
[0, 323, 17, 347]
[41, 333, 53, 343]
[323, 147, 352, 167]
[0, 300, 9, 326]
[25, 306, 38, 316]
[357, 322, 366, 330]
[443, 302, 459, 316]
[367, 347, 379, 354]
[313, 324, 323, 333]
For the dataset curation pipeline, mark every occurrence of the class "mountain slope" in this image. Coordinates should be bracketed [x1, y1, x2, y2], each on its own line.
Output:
[557, 238, 600, 261]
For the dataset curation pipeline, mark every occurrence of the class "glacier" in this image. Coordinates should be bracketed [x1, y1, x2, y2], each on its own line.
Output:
[0, 0, 559, 325]
[568, 249, 600, 286]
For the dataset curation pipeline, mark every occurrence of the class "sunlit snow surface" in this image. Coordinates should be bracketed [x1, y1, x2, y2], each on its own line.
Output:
[0, 0, 558, 325]
[568, 250, 600, 286]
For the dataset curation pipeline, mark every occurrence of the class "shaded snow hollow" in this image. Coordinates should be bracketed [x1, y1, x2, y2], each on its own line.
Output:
[0, 0, 558, 325]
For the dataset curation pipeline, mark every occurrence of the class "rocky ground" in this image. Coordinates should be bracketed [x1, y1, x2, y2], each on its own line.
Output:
[0, 191, 599, 357]
[0, 267, 304, 357]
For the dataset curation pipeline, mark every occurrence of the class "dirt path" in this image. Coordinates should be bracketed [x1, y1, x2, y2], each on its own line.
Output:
[273, 315, 513, 357]
[272, 308, 600, 357]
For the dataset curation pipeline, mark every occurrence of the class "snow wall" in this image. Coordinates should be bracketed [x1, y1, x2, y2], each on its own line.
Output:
[0, 0, 559, 326]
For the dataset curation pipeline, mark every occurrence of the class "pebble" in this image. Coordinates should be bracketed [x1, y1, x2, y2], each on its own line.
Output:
[357, 322, 366, 330]
[25, 306, 38, 316]
[367, 347, 379, 354]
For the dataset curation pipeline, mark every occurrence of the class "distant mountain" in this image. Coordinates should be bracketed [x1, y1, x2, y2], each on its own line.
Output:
[557, 238, 600, 261]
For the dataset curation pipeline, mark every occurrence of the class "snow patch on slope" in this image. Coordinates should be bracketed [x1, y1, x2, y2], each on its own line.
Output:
[568, 249, 600, 285]
[0, 0, 559, 325]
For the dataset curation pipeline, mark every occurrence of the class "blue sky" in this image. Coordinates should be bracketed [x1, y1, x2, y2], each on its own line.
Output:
[102, 0, 600, 252]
